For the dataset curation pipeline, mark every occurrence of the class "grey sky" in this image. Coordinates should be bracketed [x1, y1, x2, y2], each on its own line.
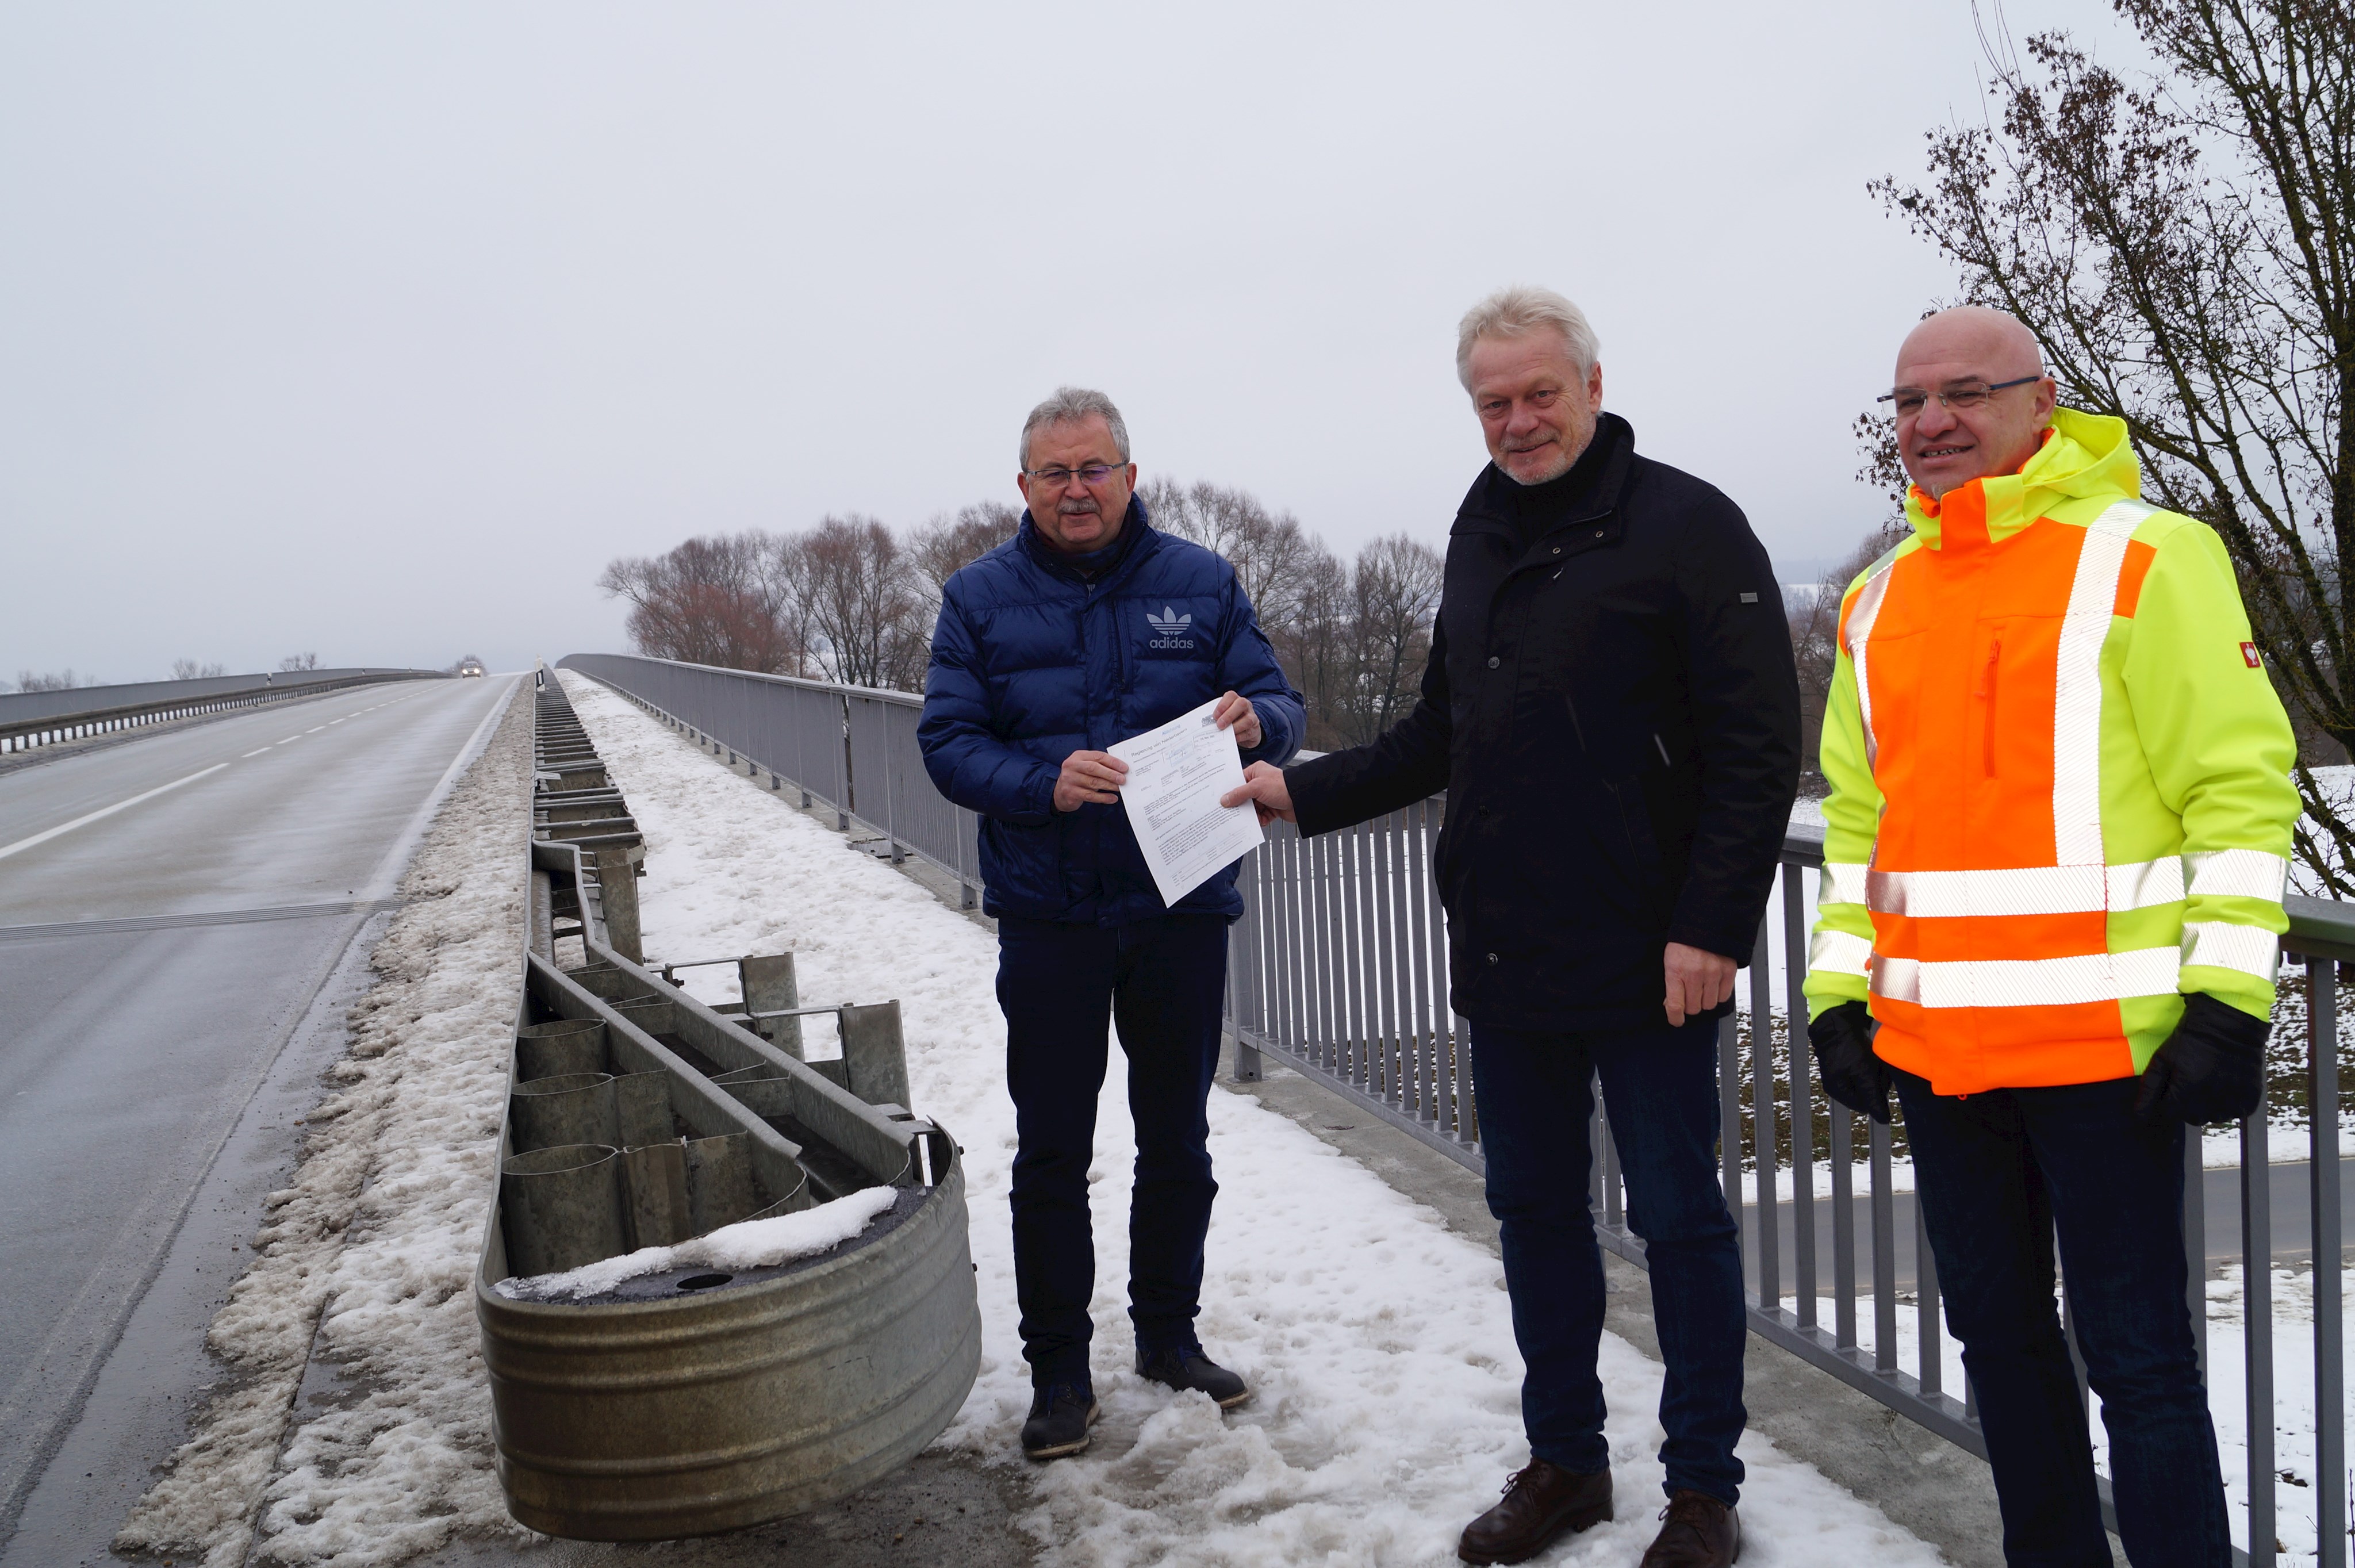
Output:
[0, 1, 2134, 681]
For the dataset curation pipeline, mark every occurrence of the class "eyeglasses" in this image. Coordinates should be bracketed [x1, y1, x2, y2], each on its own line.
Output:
[1022, 463, 1125, 489]
[1878, 375, 2043, 420]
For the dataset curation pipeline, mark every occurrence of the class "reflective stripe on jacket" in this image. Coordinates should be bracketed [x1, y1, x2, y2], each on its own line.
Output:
[1802, 408, 2299, 1094]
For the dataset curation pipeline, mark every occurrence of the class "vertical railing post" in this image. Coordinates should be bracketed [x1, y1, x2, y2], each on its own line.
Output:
[1786, 865, 1819, 1331]
[2311, 955, 2344, 1568]
[2184, 1120, 2208, 1385]
[1232, 857, 1263, 1083]
[1915, 1197, 1942, 1398]
[1751, 915, 1779, 1315]
[2243, 1084, 2276, 1568]
[1832, 1099, 1858, 1352]
[1871, 1118, 1897, 1375]
[1720, 1012, 1744, 1270]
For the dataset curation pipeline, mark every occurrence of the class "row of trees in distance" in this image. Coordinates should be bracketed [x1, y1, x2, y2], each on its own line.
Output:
[597, 478, 1445, 753]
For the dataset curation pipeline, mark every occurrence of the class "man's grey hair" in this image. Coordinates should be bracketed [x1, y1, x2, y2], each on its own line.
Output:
[1455, 285, 1600, 390]
[1018, 386, 1132, 468]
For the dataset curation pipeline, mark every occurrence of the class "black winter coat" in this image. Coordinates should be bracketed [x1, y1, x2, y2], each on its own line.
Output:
[1286, 414, 1800, 1032]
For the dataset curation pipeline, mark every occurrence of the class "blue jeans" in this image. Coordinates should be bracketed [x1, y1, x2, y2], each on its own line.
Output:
[1894, 1069, 2230, 1567]
[996, 914, 1228, 1387]
[1471, 1017, 1748, 1505]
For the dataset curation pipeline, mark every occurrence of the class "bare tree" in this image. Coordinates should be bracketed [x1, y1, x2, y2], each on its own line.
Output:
[907, 501, 1021, 599]
[1268, 542, 1354, 749]
[1139, 477, 1318, 631]
[13, 669, 101, 692]
[1873, 0, 2355, 888]
[1332, 534, 1445, 746]
[1789, 522, 1911, 792]
[598, 532, 804, 674]
[800, 515, 926, 689]
[277, 653, 320, 672]
[170, 658, 228, 681]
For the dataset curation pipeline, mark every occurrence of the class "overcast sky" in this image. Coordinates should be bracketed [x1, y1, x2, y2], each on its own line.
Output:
[0, 1, 2140, 683]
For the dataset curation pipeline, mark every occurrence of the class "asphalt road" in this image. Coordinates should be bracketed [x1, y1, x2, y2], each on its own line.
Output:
[0, 673, 519, 1566]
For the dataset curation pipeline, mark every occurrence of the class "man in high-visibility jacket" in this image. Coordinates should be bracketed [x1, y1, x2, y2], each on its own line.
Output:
[1805, 305, 2296, 1567]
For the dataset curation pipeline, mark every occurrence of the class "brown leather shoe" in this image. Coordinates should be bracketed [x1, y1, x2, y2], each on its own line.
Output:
[1640, 1490, 1740, 1567]
[1456, 1459, 1613, 1565]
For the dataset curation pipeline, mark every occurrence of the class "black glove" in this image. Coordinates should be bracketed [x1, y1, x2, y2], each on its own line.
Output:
[2132, 992, 2271, 1125]
[1811, 1000, 1892, 1124]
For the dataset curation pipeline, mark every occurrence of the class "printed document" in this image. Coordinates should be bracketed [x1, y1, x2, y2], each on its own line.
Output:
[1109, 698, 1265, 908]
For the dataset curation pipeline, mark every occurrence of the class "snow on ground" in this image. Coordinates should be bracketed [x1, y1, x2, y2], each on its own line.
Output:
[561, 670, 1948, 1566]
[115, 684, 531, 1568]
[1778, 1263, 2355, 1563]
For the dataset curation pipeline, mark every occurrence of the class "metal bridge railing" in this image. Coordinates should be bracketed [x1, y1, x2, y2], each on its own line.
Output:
[557, 655, 984, 907]
[0, 669, 447, 754]
[559, 651, 2348, 1565]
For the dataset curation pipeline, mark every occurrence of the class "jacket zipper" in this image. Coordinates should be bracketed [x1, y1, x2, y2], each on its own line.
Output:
[1978, 635, 2001, 776]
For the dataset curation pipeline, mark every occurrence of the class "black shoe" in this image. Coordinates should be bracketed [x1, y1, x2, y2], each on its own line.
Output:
[1640, 1490, 1740, 1567]
[1138, 1346, 1251, 1409]
[1019, 1383, 1099, 1460]
[1458, 1460, 1613, 1565]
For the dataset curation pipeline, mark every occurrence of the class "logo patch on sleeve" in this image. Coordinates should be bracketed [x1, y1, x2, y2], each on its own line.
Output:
[2241, 642, 2262, 669]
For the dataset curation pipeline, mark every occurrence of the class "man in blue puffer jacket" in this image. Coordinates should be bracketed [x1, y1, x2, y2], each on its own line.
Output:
[919, 386, 1304, 1461]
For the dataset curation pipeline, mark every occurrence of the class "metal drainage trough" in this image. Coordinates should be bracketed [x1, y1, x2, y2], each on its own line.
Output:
[478, 681, 979, 1542]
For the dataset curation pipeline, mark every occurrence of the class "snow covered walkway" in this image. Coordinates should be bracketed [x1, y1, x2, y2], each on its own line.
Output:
[559, 672, 1947, 1567]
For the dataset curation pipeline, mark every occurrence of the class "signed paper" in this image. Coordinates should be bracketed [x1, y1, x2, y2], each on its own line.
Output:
[1109, 699, 1265, 908]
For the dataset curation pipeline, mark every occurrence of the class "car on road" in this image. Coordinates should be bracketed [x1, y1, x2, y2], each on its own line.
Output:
[457, 656, 486, 678]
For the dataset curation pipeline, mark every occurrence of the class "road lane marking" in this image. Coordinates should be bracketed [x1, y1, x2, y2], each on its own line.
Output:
[277, 737, 300, 745]
[0, 764, 229, 862]
[241, 748, 271, 758]
[305, 726, 325, 733]
[0, 898, 404, 942]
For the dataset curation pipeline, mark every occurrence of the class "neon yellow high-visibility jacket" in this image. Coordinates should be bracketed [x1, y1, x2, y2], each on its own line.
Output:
[1803, 408, 2299, 1095]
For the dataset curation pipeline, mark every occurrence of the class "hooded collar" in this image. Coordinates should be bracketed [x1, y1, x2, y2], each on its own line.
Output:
[1018, 493, 1156, 585]
[1903, 407, 2142, 551]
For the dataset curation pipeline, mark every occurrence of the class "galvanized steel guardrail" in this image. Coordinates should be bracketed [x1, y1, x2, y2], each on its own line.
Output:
[557, 651, 2347, 1564]
[486, 677, 978, 1540]
[0, 668, 449, 754]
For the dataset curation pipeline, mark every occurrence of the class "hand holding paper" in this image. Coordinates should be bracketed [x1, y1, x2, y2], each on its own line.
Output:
[1108, 698, 1266, 908]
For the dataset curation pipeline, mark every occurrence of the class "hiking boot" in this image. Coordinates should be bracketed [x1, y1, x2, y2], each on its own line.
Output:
[1456, 1460, 1613, 1564]
[1640, 1490, 1740, 1567]
[1019, 1383, 1099, 1460]
[1138, 1346, 1251, 1409]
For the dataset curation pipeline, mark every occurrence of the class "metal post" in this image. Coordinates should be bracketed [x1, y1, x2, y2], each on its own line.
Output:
[1832, 1101, 1858, 1352]
[1720, 1013, 1743, 1267]
[1751, 917, 1779, 1314]
[1787, 866, 1819, 1331]
[1871, 1117, 1897, 1375]
[2184, 1128, 2208, 1384]
[2244, 1095, 2276, 1568]
[1915, 1195, 1942, 1397]
[2312, 956, 2345, 1568]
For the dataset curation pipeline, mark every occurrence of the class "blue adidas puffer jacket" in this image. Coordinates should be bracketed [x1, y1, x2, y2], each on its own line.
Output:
[918, 499, 1304, 926]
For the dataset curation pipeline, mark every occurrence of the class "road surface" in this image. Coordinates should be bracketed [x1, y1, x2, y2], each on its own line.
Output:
[0, 673, 518, 1566]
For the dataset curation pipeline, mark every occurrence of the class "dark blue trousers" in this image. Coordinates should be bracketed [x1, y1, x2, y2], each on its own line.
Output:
[1470, 1017, 1749, 1505]
[1894, 1069, 2230, 1567]
[996, 913, 1228, 1388]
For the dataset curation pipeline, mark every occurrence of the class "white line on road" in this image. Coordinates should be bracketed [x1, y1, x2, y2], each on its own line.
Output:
[241, 748, 271, 758]
[305, 726, 325, 734]
[277, 737, 300, 745]
[0, 764, 229, 862]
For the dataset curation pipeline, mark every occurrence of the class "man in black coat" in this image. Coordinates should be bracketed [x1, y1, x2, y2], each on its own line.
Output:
[1225, 286, 1798, 1568]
